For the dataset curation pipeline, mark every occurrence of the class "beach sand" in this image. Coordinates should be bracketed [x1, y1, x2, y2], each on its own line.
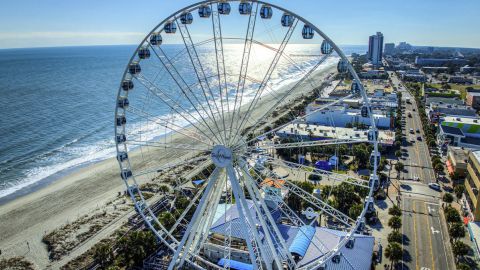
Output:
[0, 63, 337, 269]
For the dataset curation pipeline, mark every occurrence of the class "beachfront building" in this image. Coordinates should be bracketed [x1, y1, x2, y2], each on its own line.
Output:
[203, 180, 375, 269]
[305, 106, 393, 129]
[414, 57, 468, 67]
[367, 32, 384, 66]
[276, 123, 394, 148]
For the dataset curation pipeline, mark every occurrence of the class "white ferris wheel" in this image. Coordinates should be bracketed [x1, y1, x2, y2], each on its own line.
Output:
[114, 1, 380, 269]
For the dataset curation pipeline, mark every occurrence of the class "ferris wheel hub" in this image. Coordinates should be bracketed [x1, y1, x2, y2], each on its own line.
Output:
[211, 145, 233, 168]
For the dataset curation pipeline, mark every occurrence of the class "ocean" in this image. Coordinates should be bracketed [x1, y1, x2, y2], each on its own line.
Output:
[0, 44, 367, 202]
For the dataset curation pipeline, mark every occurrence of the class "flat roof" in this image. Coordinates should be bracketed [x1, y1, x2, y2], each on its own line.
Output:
[443, 116, 480, 125]
[439, 125, 465, 137]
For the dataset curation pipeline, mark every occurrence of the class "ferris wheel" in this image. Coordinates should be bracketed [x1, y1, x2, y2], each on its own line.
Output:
[114, 0, 380, 269]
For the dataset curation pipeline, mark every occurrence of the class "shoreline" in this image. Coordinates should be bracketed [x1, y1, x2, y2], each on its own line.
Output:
[0, 61, 337, 269]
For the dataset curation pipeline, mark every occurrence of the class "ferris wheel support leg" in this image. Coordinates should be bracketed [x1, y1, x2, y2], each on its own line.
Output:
[226, 165, 270, 270]
[168, 167, 221, 270]
[238, 163, 297, 269]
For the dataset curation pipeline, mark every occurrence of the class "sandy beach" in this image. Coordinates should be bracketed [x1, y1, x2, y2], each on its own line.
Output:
[0, 62, 337, 269]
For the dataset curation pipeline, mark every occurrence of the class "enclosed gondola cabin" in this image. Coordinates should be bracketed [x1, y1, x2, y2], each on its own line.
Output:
[138, 47, 150, 59]
[117, 98, 129, 109]
[121, 79, 134, 91]
[149, 33, 162, 46]
[321, 40, 333, 54]
[238, 2, 252, 15]
[120, 169, 133, 180]
[117, 152, 128, 162]
[218, 2, 231, 15]
[128, 62, 141, 75]
[116, 134, 126, 143]
[164, 22, 177, 33]
[337, 59, 349, 73]
[281, 13, 294, 27]
[260, 5, 273, 19]
[116, 116, 127, 126]
[198, 5, 212, 18]
[180, 12, 193, 24]
[368, 128, 378, 142]
[302, 25, 314, 39]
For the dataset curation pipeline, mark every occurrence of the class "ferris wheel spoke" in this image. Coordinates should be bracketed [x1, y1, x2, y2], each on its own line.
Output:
[134, 74, 220, 144]
[247, 161, 354, 226]
[231, 17, 299, 145]
[226, 165, 270, 270]
[148, 45, 225, 144]
[176, 17, 227, 144]
[257, 155, 370, 189]
[125, 140, 209, 152]
[241, 93, 353, 148]
[168, 167, 222, 270]
[133, 155, 208, 178]
[237, 54, 330, 147]
[237, 163, 297, 269]
[227, 2, 259, 146]
[247, 168, 331, 255]
[125, 105, 212, 147]
[211, 3, 229, 144]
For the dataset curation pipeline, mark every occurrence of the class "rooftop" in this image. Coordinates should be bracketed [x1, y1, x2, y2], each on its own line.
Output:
[439, 125, 465, 137]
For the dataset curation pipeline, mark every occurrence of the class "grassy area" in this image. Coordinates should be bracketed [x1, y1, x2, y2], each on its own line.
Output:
[428, 83, 480, 100]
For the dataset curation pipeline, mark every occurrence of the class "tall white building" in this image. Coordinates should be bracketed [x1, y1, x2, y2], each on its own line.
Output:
[368, 32, 384, 66]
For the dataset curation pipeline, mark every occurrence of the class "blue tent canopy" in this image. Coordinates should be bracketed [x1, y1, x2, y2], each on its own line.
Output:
[218, 258, 253, 270]
[192, 179, 205, 186]
[288, 225, 316, 257]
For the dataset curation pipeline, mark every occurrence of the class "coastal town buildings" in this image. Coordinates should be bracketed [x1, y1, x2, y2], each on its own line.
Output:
[368, 32, 384, 66]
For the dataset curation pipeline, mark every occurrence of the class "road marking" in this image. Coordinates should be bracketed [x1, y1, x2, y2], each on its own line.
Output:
[421, 267, 431, 270]
[424, 203, 435, 270]
[425, 202, 439, 206]
[413, 200, 419, 270]
[431, 226, 440, 234]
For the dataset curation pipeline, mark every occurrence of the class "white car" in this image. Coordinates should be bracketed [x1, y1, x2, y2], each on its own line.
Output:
[428, 183, 441, 191]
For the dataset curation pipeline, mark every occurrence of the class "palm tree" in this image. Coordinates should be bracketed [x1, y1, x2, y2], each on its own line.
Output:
[385, 242, 403, 268]
[449, 222, 465, 242]
[452, 241, 470, 263]
[388, 216, 402, 232]
[94, 243, 113, 267]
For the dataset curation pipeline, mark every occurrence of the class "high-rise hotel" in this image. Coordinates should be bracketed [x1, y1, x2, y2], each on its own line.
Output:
[367, 32, 384, 66]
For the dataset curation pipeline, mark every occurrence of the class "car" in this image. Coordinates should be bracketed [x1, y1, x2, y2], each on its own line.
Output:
[412, 108, 416, 111]
[416, 129, 420, 133]
[413, 176, 419, 181]
[417, 136, 422, 141]
[428, 183, 441, 191]
[408, 113, 412, 118]
[410, 128, 414, 134]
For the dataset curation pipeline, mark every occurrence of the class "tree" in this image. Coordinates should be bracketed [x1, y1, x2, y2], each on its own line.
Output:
[331, 182, 360, 214]
[457, 263, 472, 270]
[117, 231, 158, 267]
[94, 242, 114, 267]
[452, 241, 470, 262]
[158, 211, 176, 229]
[443, 193, 454, 204]
[385, 242, 403, 268]
[158, 185, 170, 194]
[174, 196, 190, 210]
[388, 216, 402, 232]
[348, 203, 363, 219]
[449, 222, 466, 242]
[388, 205, 402, 217]
[445, 207, 462, 224]
[395, 150, 402, 158]
[454, 185, 466, 199]
[387, 231, 403, 244]
[395, 162, 404, 172]
[434, 163, 444, 172]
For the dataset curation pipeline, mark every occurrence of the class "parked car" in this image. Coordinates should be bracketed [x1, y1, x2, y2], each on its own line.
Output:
[428, 183, 441, 191]
[408, 113, 412, 118]
[416, 129, 420, 133]
[417, 136, 422, 141]
[410, 128, 414, 134]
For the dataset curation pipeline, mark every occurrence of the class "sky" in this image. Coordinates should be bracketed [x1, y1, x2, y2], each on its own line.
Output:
[0, 0, 479, 49]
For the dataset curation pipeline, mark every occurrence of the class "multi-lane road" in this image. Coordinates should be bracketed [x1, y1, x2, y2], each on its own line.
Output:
[388, 70, 436, 184]
[402, 194, 453, 270]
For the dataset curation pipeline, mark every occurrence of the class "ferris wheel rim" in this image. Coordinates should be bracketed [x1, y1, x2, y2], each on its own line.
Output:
[114, 0, 380, 269]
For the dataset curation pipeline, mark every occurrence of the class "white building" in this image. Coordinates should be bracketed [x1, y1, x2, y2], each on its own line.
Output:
[305, 105, 393, 129]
